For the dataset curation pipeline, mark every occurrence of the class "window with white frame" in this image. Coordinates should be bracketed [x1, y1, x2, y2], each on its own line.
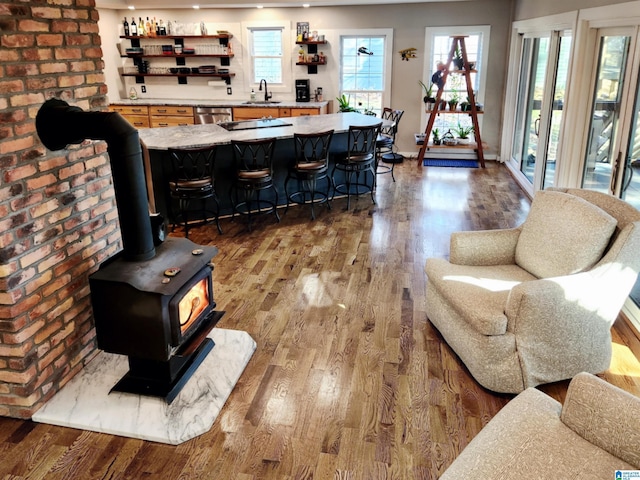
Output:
[339, 32, 392, 117]
[422, 26, 490, 131]
[249, 27, 284, 84]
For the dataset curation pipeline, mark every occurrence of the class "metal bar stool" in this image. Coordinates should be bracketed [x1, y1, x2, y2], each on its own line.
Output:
[167, 144, 222, 238]
[230, 137, 280, 231]
[331, 122, 382, 209]
[376, 108, 404, 183]
[285, 129, 334, 220]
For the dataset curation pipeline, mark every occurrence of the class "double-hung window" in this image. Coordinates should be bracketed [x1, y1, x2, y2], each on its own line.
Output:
[242, 22, 291, 92]
[250, 27, 283, 84]
[339, 30, 393, 117]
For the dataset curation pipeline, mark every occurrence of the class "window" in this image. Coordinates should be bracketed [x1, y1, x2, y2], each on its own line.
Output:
[422, 26, 490, 132]
[242, 21, 291, 92]
[339, 30, 393, 117]
[250, 27, 283, 84]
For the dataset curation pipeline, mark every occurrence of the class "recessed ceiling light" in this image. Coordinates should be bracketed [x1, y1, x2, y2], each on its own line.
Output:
[303, 3, 310, 6]
[127, 5, 135, 9]
[257, 5, 264, 8]
[193, 5, 200, 8]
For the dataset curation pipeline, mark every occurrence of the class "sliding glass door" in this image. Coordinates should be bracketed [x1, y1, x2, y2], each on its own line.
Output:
[509, 31, 571, 191]
[582, 32, 632, 194]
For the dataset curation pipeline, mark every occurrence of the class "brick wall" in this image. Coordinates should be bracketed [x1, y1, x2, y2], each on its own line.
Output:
[0, 0, 120, 418]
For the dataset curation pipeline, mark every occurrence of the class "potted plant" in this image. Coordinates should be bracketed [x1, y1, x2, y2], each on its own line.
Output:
[448, 89, 460, 111]
[336, 94, 358, 113]
[419, 80, 436, 112]
[454, 122, 474, 144]
[453, 45, 464, 70]
[432, 128, 441, 145]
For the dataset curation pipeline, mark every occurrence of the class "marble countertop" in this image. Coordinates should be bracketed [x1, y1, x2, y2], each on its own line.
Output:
[112, 98, 329, 109]
[138, 112, 386, 150]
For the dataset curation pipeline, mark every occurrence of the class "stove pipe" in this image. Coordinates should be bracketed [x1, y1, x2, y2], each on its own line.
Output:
[36, 98, 155, 261]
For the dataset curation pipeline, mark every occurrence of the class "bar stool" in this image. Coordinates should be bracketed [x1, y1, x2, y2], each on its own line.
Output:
[285, 129, 334, 220]
[231, 137, 280, 231]
[331, 122, 382, 209]
[376, 108, 404, 183]
[167, 144, 222, 238]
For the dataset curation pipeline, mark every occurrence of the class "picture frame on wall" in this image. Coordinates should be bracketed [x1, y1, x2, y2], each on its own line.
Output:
[296, 22, 309, 36]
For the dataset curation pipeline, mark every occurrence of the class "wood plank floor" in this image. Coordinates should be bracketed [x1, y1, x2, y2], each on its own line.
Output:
[2, 161, 640, 479]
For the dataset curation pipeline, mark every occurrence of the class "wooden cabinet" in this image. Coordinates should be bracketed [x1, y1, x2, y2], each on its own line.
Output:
[149, 105, 194, 127]
[290, 107, 324, 117]
[233, 105, 327, 120]
[233, 107, 280, 121]
[110, 105, 150, 128]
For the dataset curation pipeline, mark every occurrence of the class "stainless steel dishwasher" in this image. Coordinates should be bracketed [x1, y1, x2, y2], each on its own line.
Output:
[195, 106, 233, 124]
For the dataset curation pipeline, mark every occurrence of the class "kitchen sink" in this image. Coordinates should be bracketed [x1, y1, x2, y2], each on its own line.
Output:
[242, 101, 282, 104]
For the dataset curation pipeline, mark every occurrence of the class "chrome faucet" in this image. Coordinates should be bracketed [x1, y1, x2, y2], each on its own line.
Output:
[259, 79, 272, 102]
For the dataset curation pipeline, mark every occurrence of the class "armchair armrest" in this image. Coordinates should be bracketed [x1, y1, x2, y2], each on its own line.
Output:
[504, 272, 622, 387]
[450, 227, 521, 266]
[561, 372, 640, 469]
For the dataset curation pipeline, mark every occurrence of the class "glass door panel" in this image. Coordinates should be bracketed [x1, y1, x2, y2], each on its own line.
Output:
[621, 73, 640, 208]
[542, 35, 572, 189]
[582, 35, 631, 192]
[511, 37, 550, 184]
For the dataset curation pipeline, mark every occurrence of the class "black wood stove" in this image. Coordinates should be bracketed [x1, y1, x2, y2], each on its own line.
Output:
[36, 99, 224, 403]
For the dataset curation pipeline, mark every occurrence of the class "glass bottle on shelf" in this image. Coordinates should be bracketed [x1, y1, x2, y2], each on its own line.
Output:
[123, 17, 129, 36]
[130, 17, 137, 36]
[138, 17, 145, 36]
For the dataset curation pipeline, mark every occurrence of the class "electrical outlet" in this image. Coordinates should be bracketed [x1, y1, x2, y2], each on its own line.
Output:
[141, 86, 146, 93]
[227, 87, 232, 95]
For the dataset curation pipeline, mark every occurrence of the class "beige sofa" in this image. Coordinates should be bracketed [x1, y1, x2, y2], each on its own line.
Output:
[441, 372, 640, 479]
[425, 188, 640, 393]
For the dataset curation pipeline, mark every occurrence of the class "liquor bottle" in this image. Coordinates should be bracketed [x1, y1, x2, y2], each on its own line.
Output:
[123, 17, 129, 36]
[146, 17, 153, 37]
[154, 17, 160, 36]
[159, 19, 166, 36]
[130, 17, 137, 36]
[138, 17, 145, 36]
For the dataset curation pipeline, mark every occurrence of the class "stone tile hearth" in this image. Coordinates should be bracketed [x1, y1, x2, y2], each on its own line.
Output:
[32, 329, 256, 445]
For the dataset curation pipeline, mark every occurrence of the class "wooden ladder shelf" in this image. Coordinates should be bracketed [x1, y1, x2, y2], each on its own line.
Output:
[418, 36, 485, 168]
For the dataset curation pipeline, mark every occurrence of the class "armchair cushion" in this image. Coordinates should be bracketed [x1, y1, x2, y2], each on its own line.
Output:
[425, 258, 536, 336]
[515, 191, 617, 278]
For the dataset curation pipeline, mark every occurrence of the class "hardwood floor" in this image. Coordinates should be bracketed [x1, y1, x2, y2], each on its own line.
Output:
[2, 161, 640, 479]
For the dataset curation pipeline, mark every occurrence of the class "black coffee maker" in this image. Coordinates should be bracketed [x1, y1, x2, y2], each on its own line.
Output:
[296, 79, 311, 102]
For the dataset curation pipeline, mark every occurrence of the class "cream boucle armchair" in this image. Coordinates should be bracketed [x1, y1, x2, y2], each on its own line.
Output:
[441, 373, 640, 478]
[425, 188, 640, 393]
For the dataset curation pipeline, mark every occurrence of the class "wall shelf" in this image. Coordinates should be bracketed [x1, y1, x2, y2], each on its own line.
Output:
[120, 33, 235, 85]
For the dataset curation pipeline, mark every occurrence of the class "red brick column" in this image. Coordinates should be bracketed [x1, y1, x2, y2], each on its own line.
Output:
[0, 0, 120, 418]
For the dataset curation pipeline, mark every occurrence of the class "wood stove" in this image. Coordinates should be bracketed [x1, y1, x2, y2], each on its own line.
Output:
[89, 237, 224, 403]
[36, 99, 225, 404]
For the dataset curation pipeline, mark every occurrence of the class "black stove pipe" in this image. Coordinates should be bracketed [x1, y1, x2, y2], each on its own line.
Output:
[36, 98, 155, 261]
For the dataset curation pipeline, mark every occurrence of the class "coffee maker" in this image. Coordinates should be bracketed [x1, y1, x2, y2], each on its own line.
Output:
[295, 79, 311, 102]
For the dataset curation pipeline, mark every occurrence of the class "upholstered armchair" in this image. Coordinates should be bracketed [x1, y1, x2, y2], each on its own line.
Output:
[424, 188, 640, 393]
[441, 372, 640, 478]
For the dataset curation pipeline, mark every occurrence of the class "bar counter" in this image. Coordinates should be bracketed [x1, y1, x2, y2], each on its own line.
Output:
[138, 112, 387, 220]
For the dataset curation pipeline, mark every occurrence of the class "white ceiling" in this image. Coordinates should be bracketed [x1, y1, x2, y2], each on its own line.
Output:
[97, 0, 463, 10]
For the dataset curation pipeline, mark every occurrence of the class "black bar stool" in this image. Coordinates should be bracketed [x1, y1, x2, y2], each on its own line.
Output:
[231, 138, 280, 231]
[167, 144, 222, 238]
[331, 122, 382, 209]
[376, 108, 404, 183]
[285, 129, 334, 220]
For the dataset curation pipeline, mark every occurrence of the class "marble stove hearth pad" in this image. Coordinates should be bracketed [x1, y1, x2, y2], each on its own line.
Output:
[32, 329, 256, 445]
